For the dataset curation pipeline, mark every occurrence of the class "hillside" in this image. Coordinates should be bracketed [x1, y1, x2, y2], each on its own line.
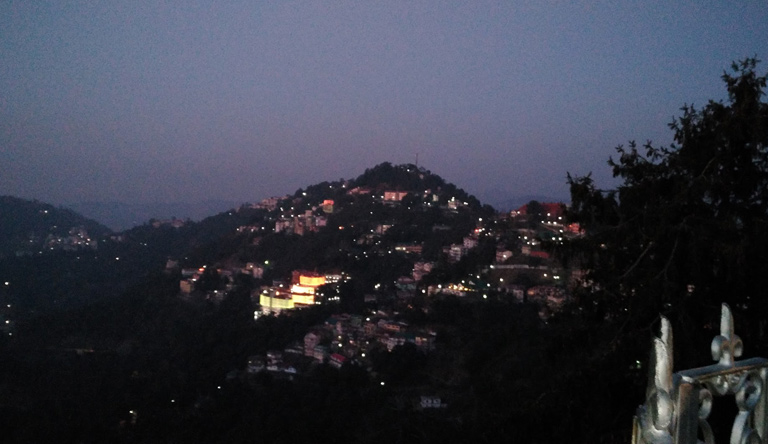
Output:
[0, 163, 497, 309]
[0, 196, 111, 259]
[0, 164, 586, 443]
[180, 164, 498, 291]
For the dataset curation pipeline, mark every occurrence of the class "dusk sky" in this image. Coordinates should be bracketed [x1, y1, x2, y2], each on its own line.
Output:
[2, 1, 767, 209]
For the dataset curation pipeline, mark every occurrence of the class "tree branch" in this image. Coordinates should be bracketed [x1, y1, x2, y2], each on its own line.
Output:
[620, 241, 654, 279]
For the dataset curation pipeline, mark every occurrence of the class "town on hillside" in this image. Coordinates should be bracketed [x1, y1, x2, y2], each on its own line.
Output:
[0, 163, 594, 442]
[168, 164, 584, 381]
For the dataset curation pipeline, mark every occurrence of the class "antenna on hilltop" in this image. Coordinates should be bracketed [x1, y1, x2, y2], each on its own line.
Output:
[415, 152, 419, 169]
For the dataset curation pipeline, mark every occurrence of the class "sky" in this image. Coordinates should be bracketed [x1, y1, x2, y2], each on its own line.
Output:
[2, 1, 767, 210]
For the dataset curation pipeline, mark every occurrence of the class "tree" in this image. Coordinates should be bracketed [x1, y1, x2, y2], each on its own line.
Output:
[566, 58, 768, 363]
[525, 200, 544, 228]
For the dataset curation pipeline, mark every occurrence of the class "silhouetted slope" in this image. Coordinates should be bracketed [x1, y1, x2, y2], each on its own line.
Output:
[66, 200, 242, 231]
[0, 196, 111, 259]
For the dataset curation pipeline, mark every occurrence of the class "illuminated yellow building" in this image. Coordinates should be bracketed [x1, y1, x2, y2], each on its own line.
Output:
[299, 275, 325, 287]
[256, 272, 328, 311]
[291, 292, 315, 305]
[290, 271, 326, 305]
[260, 293, 294, 314]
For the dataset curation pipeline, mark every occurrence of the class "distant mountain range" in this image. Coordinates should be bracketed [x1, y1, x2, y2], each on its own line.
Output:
[65, 200, 243, 231]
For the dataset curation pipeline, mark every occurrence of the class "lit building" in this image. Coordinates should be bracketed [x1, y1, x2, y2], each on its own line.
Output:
[259, 288, 294, 315]
[324, 272, 343, 283]
[290, 271, 326, 306]
[291, 285, 316, 305]
[383, 191, 408, 202]
[394, 243, 423, 254]
[298, 273, 325, 287]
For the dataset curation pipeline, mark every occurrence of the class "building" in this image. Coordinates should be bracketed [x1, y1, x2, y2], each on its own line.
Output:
[329, 353, 347, 369]
[383, 191, 408, 202]
[290, 271, 326, 306]
[259, 288, 294, 315]
[179, 279, 195, 294]
[394, 243, 423, 255]
[304, 332, 321, 357]
[412, 261, 434, 281]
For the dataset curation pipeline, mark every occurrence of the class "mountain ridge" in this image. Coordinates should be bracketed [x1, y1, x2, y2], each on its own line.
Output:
[64, 199, 244, 232]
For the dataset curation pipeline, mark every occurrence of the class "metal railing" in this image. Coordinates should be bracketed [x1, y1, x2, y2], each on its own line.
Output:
[633, 304, 768, 444]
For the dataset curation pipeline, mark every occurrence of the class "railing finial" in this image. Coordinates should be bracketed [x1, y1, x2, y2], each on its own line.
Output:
[636, 316, 675, 444]
[711, 303, 743, 367]
[635, 302, 768, 444]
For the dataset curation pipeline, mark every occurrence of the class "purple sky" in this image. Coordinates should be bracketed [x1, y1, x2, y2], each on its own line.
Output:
[2, 1, 767, 207]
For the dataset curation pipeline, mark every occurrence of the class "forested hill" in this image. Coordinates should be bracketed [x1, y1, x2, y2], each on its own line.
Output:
[0, 163, 537, 443]
[0, 163, 493, 311]
[0, 196, 111, 259]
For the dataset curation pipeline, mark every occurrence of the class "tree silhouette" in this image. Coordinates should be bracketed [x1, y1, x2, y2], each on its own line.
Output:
[567, 58, 768, 365]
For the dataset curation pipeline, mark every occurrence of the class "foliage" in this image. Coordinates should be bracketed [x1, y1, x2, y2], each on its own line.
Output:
[353, 162, 443, 191]
[568, 58, 767, 334]
[562, 58, 768, 439]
